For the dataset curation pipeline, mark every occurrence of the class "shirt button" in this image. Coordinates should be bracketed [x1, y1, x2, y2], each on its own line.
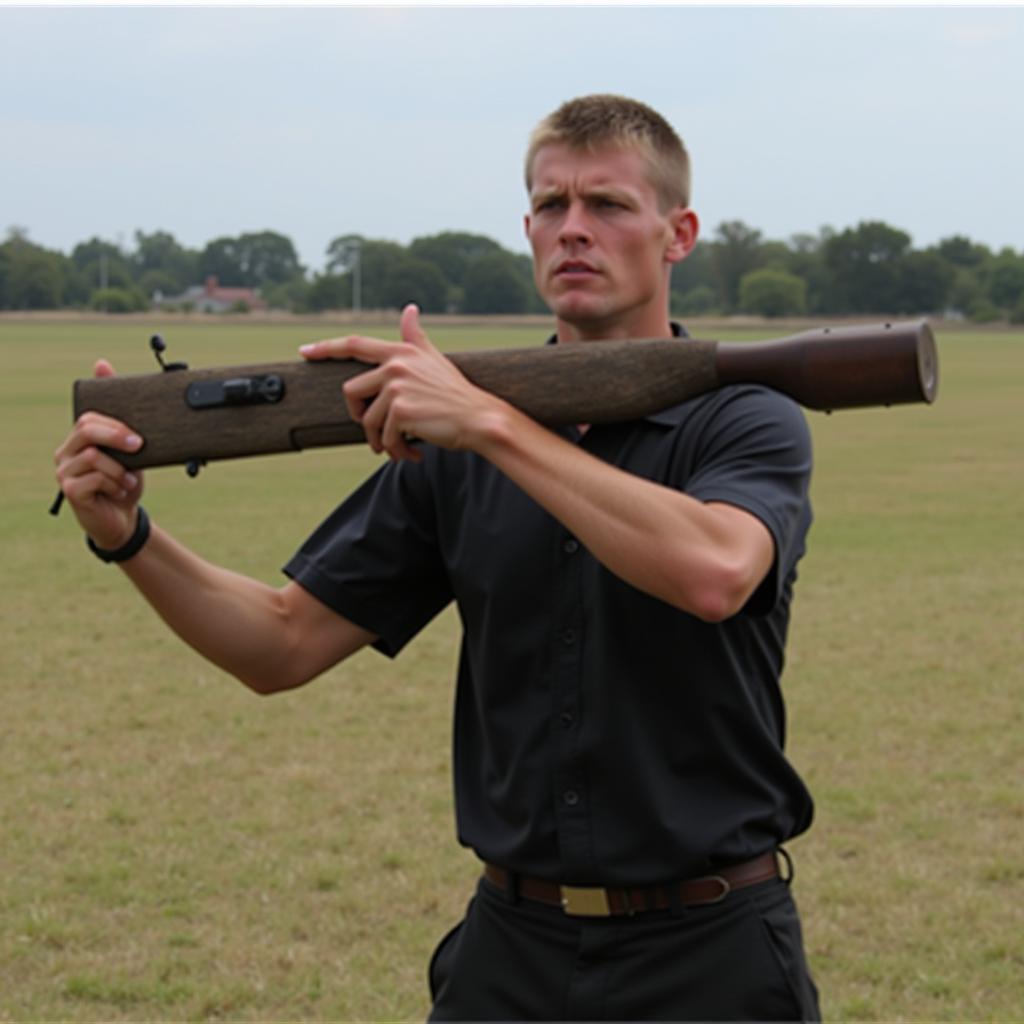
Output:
[560, 711, 575, 728]
[563, 538, 579, 554]
[561, 629, 576, 645]
[562, 789, 580, 807]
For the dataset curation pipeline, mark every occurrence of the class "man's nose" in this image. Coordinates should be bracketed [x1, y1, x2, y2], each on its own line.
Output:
[558, 201, 592, 245]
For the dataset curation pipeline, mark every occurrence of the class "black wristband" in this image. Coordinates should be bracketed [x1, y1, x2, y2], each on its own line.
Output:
[87, 506, 151, 564]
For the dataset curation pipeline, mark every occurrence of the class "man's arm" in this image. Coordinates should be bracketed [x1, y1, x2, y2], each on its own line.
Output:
[55, 362, 376, 692]
[116, 526, 376, 692]
[304, 306, 773, 623]
[473, 412, 773, 622]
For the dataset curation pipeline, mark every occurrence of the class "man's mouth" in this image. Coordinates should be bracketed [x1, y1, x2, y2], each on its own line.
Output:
[555, 259, 599, 277]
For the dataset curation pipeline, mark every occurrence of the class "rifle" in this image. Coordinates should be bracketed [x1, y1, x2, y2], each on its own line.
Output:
[69, 319, 937, 474]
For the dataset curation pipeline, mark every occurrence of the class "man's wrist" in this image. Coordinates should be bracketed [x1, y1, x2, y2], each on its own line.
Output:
[469, 400, 527, 457]
[87, 507, 151, 564]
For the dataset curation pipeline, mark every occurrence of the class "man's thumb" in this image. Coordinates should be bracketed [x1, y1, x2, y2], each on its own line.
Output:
[400, 303, 427, 347]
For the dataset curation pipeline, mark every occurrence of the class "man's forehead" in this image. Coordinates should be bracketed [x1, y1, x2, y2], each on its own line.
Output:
[529, 143, 654, 195]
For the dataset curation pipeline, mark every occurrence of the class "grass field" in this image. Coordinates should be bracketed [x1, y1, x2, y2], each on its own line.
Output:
[2, 315, 1022, 1021]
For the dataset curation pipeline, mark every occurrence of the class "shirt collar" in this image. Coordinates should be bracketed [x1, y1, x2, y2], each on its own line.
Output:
[544, 321, 689, 346]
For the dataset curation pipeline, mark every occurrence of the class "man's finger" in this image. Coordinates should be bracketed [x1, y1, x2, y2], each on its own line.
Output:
[375, 396, 421, 464]
[57, 442, 138, 493]
[342, 364, 389, 424]
[301, 335, 407, 365]
[71, 445, 141, 488]
[63, 467, 135, 505]
[400, 303, 428, 349]
[55, 415, 142, 465]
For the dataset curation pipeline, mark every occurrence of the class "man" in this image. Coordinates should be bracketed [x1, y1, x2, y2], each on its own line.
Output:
[56, 95, 820, 1020]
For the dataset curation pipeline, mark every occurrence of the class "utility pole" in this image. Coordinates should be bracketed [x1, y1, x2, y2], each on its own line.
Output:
[351, 238, 362, 320]
[99, 253, 109, 312]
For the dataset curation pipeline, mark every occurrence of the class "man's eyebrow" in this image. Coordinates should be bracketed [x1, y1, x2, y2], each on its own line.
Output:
[530, 186, 566, 207]
[530, 183, 639, 207]
[585, 184, 639, 204]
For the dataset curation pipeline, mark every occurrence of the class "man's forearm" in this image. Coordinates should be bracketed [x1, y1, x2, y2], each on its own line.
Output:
[473, 405, 773, 622]
[117, 525, 298, 690]
[118, 525, 370, 692]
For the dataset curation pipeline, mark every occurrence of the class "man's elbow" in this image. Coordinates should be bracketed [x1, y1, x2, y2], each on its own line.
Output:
[688, 591, 743, 624]
[230, 636, 324, 695]
[235, 664, 311, 696]
[673, 557, 761, 623]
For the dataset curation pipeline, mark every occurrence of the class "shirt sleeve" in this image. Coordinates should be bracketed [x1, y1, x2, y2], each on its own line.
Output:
[682, 386, 813, 615]
[283, 455, 453, 657]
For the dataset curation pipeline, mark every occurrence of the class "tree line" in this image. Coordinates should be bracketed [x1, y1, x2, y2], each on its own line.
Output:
[1, 221, 1022, 322]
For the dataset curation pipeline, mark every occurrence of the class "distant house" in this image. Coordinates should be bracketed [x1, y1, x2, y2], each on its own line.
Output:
[155, 275, 266, 313]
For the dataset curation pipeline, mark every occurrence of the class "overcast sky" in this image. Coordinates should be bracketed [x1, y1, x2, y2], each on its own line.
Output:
[2, 5, 1021, 273]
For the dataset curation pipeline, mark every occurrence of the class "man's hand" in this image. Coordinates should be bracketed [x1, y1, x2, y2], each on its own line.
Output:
[300, 304, 510, 462]
[54, 359, 145, 550]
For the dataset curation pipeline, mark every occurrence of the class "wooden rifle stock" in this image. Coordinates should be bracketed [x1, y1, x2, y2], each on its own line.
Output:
[72, 319, 938, 471]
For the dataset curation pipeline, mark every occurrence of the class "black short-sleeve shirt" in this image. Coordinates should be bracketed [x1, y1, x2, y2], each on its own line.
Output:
[285, 334, 815, 886]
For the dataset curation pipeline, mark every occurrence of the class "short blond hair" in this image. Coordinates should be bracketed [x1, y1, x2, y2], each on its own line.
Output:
[524, 94, 691, 210]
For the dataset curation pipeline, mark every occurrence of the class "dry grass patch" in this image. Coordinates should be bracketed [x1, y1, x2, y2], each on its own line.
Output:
[2, 320, 1021, 1020]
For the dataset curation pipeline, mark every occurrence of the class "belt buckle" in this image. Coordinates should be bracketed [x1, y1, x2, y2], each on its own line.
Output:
[695, 874, 731, 905]
[560, 884, 611, 917]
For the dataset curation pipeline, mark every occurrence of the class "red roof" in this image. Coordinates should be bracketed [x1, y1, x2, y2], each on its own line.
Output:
[204, 276, 266, 308]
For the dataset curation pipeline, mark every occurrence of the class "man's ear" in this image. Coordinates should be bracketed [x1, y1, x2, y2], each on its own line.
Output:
[665, 207, 700, 265]
[523, 212, 532, 239]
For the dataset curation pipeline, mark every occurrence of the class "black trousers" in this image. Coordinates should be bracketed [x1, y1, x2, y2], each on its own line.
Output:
[428, 874, 820, 1022]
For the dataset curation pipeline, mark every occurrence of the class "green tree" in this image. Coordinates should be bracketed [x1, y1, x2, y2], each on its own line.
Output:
[670, 241, 715, 305]
[0, 232, 73, 309]
[463, 251, 530, 313]
[984, 250, 1024, 312]
[10, 248, 64, 308]
[132, 230, 199, 294]
[673, 284, 717, 317]
[200, 236, 245, 285]
[738, 268, 807, 317]
[823, 220, 912, 313]
[380, 255, 448, 313]
[934, 235, 991, 270]
[409, 232, 503, 290]
[238, 230, 303, 286]
[264, 276, 313, 312]
[784, 228, 836, 314]
[90, 287, 147, 313]
[305, 273, 350, 312]
[325, 233, 366, 275]
[71, 236, 135, 295]
[138, 269, 183, 301]
[892, 251, 954, 314]
[758, 240, 791, 269]
[199, 231, 303, 288]
[969, 300, 1002, 323]
[948, 268, 985, 316]
[509, 251, 548, 314]
[325, 236, 408, 310]
[710, 221, 764, 313]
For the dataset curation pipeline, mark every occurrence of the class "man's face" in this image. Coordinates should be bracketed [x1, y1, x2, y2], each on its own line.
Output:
[524, 143, 697, 339]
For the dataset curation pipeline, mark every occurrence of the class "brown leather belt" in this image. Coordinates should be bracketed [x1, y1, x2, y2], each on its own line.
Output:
[483, 851, 781, 917]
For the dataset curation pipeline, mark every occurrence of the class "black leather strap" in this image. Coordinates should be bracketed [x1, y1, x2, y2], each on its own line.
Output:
[87, 506, 151, 563]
